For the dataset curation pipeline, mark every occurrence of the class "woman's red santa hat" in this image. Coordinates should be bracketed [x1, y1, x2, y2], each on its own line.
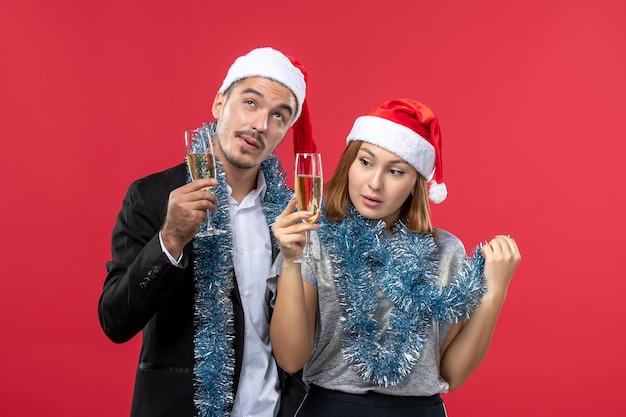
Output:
[346, 98, 448, 203]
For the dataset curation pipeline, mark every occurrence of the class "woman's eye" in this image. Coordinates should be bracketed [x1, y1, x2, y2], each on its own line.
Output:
[359, 158, 371, 167]
[390, 169, 404, 176]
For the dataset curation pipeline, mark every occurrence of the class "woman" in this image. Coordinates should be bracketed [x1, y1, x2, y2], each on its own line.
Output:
[269, 99, 521, 416]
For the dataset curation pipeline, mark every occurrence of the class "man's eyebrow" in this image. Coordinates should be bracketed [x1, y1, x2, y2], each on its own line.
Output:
[241, 87, 263, 97]
[241, 87, 294, 117]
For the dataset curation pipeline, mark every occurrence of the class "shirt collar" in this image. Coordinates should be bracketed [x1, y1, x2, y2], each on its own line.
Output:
[225, 170, 267, 206]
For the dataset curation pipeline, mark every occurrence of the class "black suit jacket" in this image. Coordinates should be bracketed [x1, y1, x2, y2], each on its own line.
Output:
[98, 163, 305, 416]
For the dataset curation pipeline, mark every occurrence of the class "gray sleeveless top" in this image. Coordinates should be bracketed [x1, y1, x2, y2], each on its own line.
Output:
[269, 228, 467, 396]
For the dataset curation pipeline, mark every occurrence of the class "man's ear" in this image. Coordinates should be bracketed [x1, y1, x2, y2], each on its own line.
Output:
[212, 92, 225, 119]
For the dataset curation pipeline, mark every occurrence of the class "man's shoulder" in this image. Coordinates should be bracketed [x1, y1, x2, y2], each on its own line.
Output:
[132, 163, 187, 190]
[122, 164, 187, 205]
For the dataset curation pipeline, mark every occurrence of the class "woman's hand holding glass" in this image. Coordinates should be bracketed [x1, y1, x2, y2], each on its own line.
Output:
[293, 153, 323, 263]
[271, 197, 321, 263]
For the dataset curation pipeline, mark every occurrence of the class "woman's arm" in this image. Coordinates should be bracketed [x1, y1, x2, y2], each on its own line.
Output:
[439, 235, 521, 390]
[271, 262, 318, 373]
[269, 197, 320, 373]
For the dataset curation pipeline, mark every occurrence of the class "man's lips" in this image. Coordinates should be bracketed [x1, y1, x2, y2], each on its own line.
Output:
[241, 136, 259, 149]
[237, 130, 264, 150]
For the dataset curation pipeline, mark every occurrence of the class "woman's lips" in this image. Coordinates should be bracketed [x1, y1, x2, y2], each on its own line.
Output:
[362, 195, 382, 207]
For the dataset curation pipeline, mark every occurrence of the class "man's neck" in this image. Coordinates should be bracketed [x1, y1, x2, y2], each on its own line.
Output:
[225, 164, 259, 203]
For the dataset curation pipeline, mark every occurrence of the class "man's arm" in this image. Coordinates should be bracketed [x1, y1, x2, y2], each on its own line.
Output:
[98, 177, 188, 343]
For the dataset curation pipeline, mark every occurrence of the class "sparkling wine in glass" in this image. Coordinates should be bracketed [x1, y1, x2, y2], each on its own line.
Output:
[294, 153, 323, 263]
[185, 127, 226, 237]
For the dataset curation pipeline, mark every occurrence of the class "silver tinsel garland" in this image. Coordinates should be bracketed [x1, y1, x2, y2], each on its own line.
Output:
[188, 123, 292, 416]
[318, 207, 486, 387]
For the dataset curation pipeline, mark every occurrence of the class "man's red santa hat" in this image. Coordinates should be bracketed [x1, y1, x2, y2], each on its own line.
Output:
[219, 47, 316, 154]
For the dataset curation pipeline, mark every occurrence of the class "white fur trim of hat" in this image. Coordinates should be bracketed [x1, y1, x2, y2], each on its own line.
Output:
[347, 115, 436, 181]
[346, 113, 448, 204]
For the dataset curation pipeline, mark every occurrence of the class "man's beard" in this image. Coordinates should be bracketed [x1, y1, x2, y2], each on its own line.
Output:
[216, 128, 267, 169]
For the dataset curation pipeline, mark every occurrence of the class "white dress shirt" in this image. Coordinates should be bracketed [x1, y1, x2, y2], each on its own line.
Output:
[227, 172, 280, 417]
[160, 171, 279, 417]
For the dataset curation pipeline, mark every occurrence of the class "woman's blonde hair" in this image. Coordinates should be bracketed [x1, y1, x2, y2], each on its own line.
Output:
[324, 141, 434, 235]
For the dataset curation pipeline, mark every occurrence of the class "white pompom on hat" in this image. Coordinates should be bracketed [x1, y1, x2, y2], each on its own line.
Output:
[218, 47, 315, 154]
[346, 98, 448, 203]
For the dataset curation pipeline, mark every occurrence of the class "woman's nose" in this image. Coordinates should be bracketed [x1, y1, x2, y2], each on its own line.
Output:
[368, 170, 382, 190]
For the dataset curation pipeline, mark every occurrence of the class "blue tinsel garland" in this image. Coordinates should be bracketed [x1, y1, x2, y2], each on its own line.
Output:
[318, 206, 486, 387]
[188, 123, 292, 416]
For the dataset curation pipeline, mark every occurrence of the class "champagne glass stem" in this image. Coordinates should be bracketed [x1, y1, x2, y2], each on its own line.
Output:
[295, 230, 312, 264]
[196, 189, 225, 237]
[303, 230, 310, 258]
[206, 208, 214, 230]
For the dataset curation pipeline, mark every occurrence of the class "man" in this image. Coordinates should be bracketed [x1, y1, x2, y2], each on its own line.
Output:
[98, 47, 315, 417]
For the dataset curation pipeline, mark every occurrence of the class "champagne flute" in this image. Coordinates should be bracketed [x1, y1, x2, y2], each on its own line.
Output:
[185, 127, 226, 237]
[293, 153, 323, 263]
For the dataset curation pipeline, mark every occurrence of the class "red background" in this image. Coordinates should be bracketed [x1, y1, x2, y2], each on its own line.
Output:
[1, 1, 625, 415]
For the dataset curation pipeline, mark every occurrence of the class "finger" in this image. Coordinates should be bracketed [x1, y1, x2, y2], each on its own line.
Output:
[503, 236, 521, 258]
[491, 235, 521, 258]
[280, 196, 299, 216]
[179, 178, 218, 192]
[274, 212, 318, 235]
[272, 216, 317, 247]
[482, 236, 522, 267]
[170, 186, 217, 210]
[274, 197, 303, 225]
[195, 178, 218, 190]
[279, 231, 307, 247]
[185, 199, 218, 213]
[189, 189, 218, 204]
[170, 183, 217, 203]
[480, 236, 505, 258]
